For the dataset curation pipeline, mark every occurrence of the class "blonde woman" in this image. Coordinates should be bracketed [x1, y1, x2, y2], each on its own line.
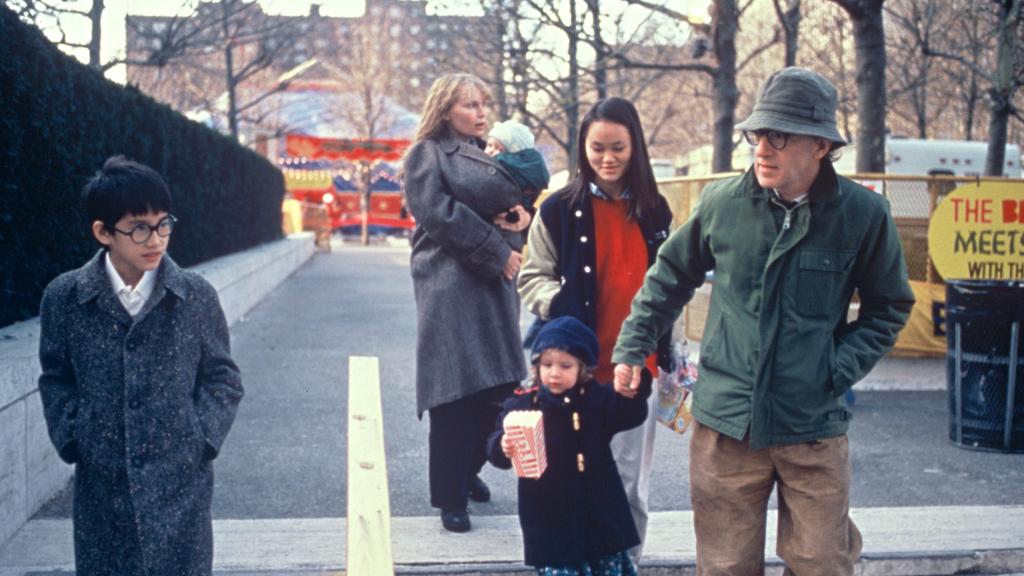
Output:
[403, 73, 528, 533]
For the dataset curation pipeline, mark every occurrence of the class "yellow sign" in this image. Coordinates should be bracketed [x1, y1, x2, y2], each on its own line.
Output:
[283, 170, 334, 190]
[927, 181, 1024, 280]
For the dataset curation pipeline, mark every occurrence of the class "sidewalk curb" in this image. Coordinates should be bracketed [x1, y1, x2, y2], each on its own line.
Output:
[3, 508, 1022, 576]
[393, 549, 1024, 575]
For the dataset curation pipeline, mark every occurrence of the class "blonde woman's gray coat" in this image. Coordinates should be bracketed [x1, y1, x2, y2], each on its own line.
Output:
[404, 129, 528, 415]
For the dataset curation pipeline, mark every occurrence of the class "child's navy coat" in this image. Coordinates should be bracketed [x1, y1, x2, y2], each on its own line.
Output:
[38, 251, 243, 576]
[486, 373, 652, 567]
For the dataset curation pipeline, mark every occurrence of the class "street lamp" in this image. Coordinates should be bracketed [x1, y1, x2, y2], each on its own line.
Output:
[682, 0, 713, 59]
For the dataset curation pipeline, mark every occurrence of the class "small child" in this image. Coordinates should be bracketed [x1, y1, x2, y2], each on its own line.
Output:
[486, 119, 550, 231]
[486, 316, 651, 575]
[37, 156, 244, 576]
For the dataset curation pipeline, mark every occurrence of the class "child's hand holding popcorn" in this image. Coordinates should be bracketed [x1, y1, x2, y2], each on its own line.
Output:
[501, 434, 516, 459]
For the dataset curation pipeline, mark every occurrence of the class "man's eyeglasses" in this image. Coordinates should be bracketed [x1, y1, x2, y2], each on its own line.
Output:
[742, 130, 790, 151]
[109, 215, 177, 244]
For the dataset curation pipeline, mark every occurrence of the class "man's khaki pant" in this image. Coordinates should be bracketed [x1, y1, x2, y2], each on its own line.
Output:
[690, 422, 862, 576]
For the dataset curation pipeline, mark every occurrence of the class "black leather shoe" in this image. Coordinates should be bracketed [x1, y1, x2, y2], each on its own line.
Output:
[441, 508, 471, 533]
[467, 475, 491, 503]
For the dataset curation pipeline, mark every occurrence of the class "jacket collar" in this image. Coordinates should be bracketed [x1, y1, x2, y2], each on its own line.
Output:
[439, 126, 519, 184]
[77, 250, 115, 305]
[437, 126, 484, 155]
[589, 181, 631, 200]
[735, 160, 842, 203]
[76, 249, 190, 314]
[535, 378, 591, 408]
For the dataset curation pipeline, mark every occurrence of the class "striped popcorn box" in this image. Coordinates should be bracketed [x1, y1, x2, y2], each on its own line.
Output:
[503, 410, 547, 479]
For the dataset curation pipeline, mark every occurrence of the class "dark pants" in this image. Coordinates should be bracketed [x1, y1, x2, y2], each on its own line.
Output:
[429, 382, 517, 511]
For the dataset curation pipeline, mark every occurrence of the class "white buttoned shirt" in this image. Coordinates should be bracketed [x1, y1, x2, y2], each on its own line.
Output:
[104, 252, 157, 317]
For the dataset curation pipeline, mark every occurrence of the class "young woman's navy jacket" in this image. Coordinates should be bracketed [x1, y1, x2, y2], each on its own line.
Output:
[486, 372, 652, 567]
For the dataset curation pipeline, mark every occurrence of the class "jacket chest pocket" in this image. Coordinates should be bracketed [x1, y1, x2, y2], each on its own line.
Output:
[796, 249, 855, 318]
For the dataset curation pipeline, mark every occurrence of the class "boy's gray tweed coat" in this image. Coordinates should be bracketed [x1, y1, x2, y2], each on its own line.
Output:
[404, 129, 528, 416]
[38, 250, 243, 576]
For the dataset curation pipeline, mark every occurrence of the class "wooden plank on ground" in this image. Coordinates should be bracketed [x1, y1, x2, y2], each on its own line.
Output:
[347, 356, 394, 575]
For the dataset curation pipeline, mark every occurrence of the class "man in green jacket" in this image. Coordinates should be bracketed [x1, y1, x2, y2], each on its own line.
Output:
[611, 67, 915, 575]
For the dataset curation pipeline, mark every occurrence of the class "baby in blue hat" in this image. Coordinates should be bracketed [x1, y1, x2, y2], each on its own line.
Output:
[486, 120, 550, 232]
[486, 317, 651, 575]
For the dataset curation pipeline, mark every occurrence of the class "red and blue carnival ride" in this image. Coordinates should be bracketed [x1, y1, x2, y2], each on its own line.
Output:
[282, 134, 415, 234]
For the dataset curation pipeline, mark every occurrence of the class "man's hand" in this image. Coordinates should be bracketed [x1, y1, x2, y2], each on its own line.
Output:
[613, 364, 643, 398]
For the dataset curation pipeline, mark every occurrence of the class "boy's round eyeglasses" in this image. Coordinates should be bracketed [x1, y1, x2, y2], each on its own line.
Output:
[742, 130, 790, 150]
[109, 215, 177, 244]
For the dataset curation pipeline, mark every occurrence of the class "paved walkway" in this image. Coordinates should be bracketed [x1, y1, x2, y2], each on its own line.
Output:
[3, 507, 1023, 574]
[3, 245, 1022, 575]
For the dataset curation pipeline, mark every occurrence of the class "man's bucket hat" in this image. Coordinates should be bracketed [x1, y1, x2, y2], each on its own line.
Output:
[736, 67, 846, 145]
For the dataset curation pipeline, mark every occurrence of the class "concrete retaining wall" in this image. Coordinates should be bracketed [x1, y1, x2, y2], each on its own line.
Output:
[0, 233, 316, 549]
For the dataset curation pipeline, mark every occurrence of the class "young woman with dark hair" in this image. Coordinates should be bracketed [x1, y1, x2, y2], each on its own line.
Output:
[518, 97, 674, 561]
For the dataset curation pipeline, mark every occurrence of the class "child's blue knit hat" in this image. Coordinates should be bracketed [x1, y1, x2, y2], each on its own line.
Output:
[530, 317, 599, 367]
[488, 120, 534, 154]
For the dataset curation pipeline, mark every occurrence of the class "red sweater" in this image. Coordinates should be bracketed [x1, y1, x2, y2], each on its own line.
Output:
[592, 197, 658, 383]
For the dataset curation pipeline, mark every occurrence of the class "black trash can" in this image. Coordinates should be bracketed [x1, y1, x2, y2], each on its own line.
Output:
[946, 280, 1024, 452]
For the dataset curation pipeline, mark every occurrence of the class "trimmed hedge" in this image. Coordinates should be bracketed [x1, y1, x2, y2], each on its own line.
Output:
[0, 6, 285, 328]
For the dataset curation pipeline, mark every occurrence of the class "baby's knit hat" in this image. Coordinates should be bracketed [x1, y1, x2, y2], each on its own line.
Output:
[530, 317, 599, 367]
[488, 120, 534, 154]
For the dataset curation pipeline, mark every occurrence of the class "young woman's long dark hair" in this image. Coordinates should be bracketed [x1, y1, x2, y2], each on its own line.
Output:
[562, 97, 661, 220]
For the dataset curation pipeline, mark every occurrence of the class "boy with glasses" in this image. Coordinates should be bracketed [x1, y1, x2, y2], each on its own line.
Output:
[613, 67, 915, 575]
[37, 156, 243, 576]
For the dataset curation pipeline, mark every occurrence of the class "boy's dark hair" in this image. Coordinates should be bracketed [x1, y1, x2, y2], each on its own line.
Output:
[563, 97, 661, 220]
[82, 156, 172, 228]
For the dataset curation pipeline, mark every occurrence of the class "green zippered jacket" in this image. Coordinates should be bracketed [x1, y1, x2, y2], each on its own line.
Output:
[612, 162, 915, 449]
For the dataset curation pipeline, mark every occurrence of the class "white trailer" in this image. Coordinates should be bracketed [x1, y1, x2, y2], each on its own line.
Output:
[829, 138, 1022, 218]
[832, 138, 1022, 178]
[680, 138, 1021, 178]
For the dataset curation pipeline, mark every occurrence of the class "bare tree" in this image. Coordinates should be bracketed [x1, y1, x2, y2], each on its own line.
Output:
[12, 0, 305, 142]
[509, 0, 588, 173]
[125, 1, 304, 143]
[426, 0, 759, 174]
[602, 0, 782, 173]
[914, 0, 1023, 175]
[985, 0, 1023, 175]
[8, 0, 220, 74]
[8, 0, 106, 67]
[798, 3, 858, 144]
[942, 3, 989, 140]
[433, 0, 710, 172]
[773, 0, 801, 67]
[429, 0, 539, 129]
[321, 8, 404, 245]
[585, 0, 608, 99]
[885, 0, 944, 138]
[210, 0, 300, 141]
[829, 0, 887, 173]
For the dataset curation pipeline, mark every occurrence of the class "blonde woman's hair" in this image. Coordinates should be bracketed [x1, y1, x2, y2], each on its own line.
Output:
[413, 73, 491, 144]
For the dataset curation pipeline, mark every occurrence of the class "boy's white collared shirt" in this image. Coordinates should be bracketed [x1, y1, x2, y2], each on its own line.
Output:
[104, 252, 156, 317]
